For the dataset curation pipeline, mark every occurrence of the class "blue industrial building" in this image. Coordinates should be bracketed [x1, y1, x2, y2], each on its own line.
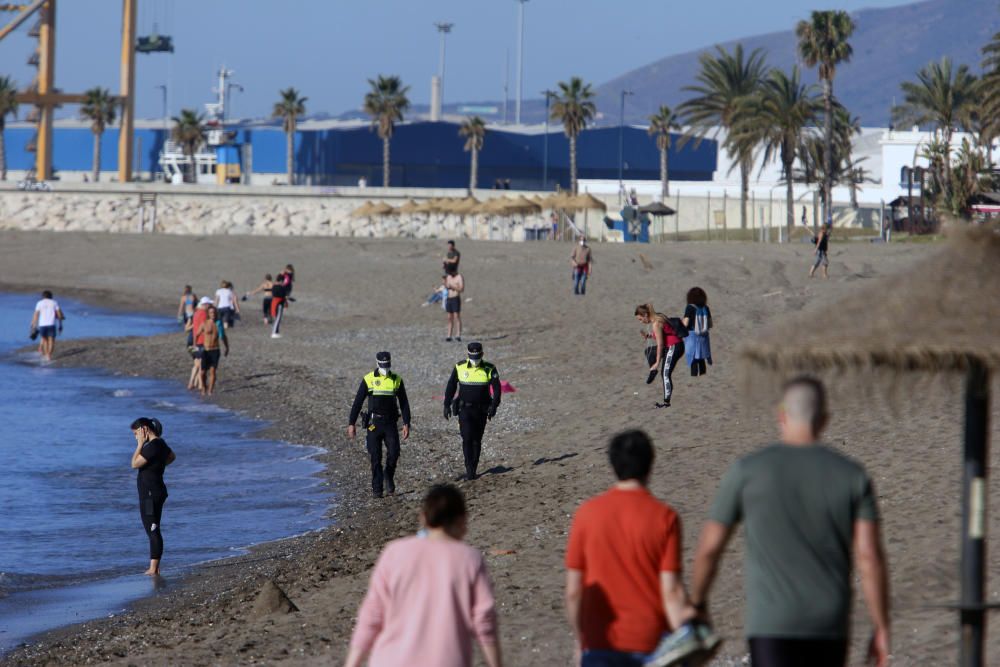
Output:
[3, 120, 717, 189]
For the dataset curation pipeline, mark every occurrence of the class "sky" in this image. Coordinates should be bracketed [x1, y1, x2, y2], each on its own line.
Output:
[0, 0, 913, 121]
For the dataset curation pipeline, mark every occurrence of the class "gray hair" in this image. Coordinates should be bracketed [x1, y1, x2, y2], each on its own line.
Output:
[782, 376, 828, 432]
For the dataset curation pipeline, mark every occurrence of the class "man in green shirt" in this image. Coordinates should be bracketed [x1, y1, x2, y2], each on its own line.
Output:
[690, 377, 891, 667]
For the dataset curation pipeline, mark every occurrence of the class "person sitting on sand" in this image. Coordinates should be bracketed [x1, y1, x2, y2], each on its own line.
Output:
[197, 305, 229, 397]
[681, 287, 713, 377]
[635, 303, 684, 409]
[243, 273, 274, 324]
[30, 289, 64, 362]
[345, 484, 502, 667]
[130, 417, 174, 576]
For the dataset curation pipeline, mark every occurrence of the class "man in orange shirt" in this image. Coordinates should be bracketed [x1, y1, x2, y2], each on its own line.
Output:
[565, 430, 719, 667]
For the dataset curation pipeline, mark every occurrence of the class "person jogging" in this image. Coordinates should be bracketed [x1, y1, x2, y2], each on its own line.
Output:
[130, 417, 175, 576]
[635, 303, 684, 409]
[443, 341, 501, 481]
[30, 290, 64, 362]
[691, 377, 891, 667]
[347, 351, 411, 498]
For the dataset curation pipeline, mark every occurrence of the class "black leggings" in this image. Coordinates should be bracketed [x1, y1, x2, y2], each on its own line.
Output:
[749, 637, 847, 667]
[646, 342, 684, 402]
[139, 493, 166, 560]
[262, 296, 272, 319]
[690, 359, 707, 376]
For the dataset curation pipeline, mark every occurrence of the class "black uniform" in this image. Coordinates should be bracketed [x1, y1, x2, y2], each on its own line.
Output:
[349, 368, 411, 496]
[443, 358, 501, 480]
[137, 436, 173, 560]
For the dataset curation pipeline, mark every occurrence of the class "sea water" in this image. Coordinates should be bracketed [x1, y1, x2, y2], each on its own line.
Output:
[0, 293, 327, 648]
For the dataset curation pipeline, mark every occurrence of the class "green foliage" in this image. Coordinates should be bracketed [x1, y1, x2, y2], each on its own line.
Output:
[795, 10, 856, 82]
[891, 57, 976, 142]
[272, 88, 307, 133]
[0, 75, 18, 130]
[363, 75, 410, 140]
[459, 116, 486, 152]
[80, 87, 117, 135]
[549, 77, 596, 139]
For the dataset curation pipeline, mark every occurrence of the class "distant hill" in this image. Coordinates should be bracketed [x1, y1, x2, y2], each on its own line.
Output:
[481, 0, 1000, 127]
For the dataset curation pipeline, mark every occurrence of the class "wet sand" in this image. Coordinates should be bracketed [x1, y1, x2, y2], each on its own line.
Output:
[1, 229, 997, 666]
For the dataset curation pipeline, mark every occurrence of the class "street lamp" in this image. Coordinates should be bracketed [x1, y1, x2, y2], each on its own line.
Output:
[515, 0, 528, 125]
[542, 89, 554, 190]
[225, 82, 244, 122]
[618, 89, 634, 206]
[155, 84, 167, 133]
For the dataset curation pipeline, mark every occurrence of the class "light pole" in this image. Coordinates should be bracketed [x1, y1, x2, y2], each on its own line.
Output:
[434, 21, 454, 119]
[225, 82, 244, 122]
[542, 89, 554, 190]
[156, 84, 167, 134]
[515, 0, 527, 125]
[618, 90, 634, 206]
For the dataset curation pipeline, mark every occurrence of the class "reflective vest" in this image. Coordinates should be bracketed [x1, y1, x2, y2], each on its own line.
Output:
[364, 371, 403, 396]
[455, 361, 495, 386]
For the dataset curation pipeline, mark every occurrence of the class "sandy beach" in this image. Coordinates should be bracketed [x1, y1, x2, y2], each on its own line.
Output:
[1, 229, 998, 666]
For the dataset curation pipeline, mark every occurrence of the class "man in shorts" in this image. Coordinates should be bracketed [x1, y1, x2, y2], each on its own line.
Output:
[444, 270, 464, 342]
[30, 290, 64, 361]
[186, 297, 212, 391]
[197, 305, 229, 396]
[809, 224, 831, 279]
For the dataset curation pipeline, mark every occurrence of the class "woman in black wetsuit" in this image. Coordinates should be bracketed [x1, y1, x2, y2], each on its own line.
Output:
[130, 417, 175, 576]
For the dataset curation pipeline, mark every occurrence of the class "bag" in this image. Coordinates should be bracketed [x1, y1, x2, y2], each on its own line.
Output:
[270, 283, 286, 299]
[691, 306, 711, 335]
[666, 317, 689, 338]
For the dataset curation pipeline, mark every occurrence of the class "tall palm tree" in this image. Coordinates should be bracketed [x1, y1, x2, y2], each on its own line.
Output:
[170, 109, 205, 183]
[679, 44, 768, 229]
[550, 77, 596, 194]
[795, 106, 861, 215]
[458, 116, 486, 191]
[797, 10, 855, 225]
[731, 67, 821, 233]
[272, 88, 307, 186]
[892, 57, 977, 186]
[647, 105, 680, 200]
[982, 28, 1000, 166]
[363, 75, 410, 187]
[79, 87, 117, 183]
[0, 76, 18, 181]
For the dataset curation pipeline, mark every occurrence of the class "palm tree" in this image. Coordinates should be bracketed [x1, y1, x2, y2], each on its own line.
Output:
[363, 75, 410, 187]
[647, 105, 680, 200]
[797, 10, 856, 225]
[458, 116, 486, 191]
[272, 87, 307, 186]
[892, 57, 977, 186]
[550, 77, 597, 194]
[0, 76, 18, 181]
[170, 109, 205, 183]
[731, 67, 821, 233]
[79, 87, 117, 183]
[679, 44, 768, 229]
[795, 106, 861, 215]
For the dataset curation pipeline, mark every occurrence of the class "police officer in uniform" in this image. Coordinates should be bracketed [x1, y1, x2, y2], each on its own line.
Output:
[347, 351, 411, 497]
[443, 341, 501, 480]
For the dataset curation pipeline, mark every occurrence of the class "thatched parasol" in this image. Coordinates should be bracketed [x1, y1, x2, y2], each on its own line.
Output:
[741, 227, 1000, 664]
[563, 192, 608, 212]
[500, 196, 542, 215]
[350, 201, 375, 218]
[395, 199, 421, 214]
[368, 202, 394, 216]
[537, 192, 574, 209]
[639, 201, 676, 216]
[450, 196, 481, 216]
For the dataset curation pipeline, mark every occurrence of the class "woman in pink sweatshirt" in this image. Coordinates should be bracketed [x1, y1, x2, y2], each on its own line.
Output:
[345, 485, 503, 667]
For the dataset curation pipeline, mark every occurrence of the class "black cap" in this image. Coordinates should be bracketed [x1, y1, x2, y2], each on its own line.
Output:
[376, 351, 391, 367]
[467, 341, 483, 359]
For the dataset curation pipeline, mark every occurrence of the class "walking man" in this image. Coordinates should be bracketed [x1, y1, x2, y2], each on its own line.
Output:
[348, 351, 411, 498]
[809, 224, 831, 279]
[443, 239, 461, 274]
[444, 269, 464, 342]
[691, 377, 891, 667]
[565, 430, 719, 667]
[570, 235, 593, 295]
[197, 305, 229, 396]
[443, 341, 501, 481]
[30, 290, 64, 361]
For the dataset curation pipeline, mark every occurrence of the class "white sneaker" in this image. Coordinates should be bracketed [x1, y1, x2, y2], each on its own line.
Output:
[271, 333, 282, 338]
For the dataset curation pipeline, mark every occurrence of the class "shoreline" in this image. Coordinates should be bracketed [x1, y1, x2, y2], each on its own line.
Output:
[0, 230, 994, 665]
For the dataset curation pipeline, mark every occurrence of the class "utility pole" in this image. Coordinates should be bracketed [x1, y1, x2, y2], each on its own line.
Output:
[542, 89, 553, 190]
[515, 0, 527, 125]
[618, 90, 633, 206]
[156, 84, 167, 132]
[117, 0, 136, 183]
[432, 22, 453, 121]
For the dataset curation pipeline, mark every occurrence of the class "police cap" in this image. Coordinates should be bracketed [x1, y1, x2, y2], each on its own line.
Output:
[376, 351, 391, 367]
[466, 341, 483, 360]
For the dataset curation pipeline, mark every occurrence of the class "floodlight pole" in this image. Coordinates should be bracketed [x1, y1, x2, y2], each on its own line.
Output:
[960, 359, 990, 667]
[156, 84, 167, 132]
[542, 89, 553, 190]
[515, 0, 527, 125]
[434, 21, 453, 116]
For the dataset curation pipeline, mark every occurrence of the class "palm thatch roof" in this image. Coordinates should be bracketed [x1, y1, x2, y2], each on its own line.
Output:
[639, 201, 676, 216]
[350, 201, 375, 218]
[537, 192, 574, 209]
[449, 196, 481, 215]
[395, 199, 421, 214]
[500, 196, 543, 215]
[368, 202, 394, 216]
[741, 226, 1000, 373]
[564, 192, 607, 212]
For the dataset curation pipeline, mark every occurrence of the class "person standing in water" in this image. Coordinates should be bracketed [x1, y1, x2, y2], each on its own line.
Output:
[30, 290, 65, 361]
[177, 285, 197, 326]
[130, 417, 175, 576]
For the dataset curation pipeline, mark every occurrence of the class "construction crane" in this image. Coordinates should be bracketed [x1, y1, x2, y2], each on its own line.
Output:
[0, 0, 137, 183]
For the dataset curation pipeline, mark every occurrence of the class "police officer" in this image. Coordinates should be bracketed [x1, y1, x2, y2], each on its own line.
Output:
[443, 341, 501, 481]
[347, 351, 411, 498]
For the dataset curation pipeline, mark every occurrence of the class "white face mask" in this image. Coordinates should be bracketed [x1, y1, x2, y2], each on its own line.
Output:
[378, 367, 389, 376]
[468, 358, 481, 367]
[579, 239, 585, 246]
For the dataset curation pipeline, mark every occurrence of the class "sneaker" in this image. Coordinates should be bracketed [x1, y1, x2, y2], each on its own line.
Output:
[687, 624, 723, 667]
[271, 333, 282, 338]
[455, 336, 461, 342]
[372, 490, 383, 499]
[655, 400, 671, 408]
[445, 337, 452, 342]
[643, 624, 702, 667]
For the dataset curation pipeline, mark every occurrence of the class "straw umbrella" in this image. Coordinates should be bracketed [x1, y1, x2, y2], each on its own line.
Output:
[741, 227, 1000, 666]
[639, 201, 677, 241]
[395, 199, 421, 238]
[350, 201, 375, 218]
[562, 192, 607, 239]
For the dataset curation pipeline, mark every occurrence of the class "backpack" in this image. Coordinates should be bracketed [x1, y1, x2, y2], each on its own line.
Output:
[691, 306, 711, 335]
[666, 316, 689, 338]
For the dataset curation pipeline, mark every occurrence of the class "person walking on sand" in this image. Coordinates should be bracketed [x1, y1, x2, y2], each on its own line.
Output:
[690, 377, 891, 667]
[444, 240, 461, 274]
[681, 287, 713, 377]
[635, 304, 684, 409]
[566, 429, 720, 667]
[30, 289, 64, 362]
[177, 285, 196, 326]
[269, 274, 288, 338]
[197, 305, 229, 396]
[809, 224, 831, 279]
[130, 417, 174, 576]
[444, 270, 465, 342]
[345, 484, 502, 667]
[214, 280, 240, 328]
[243, 273, 274, 324]
[570, 235, 593, 295]
[185, 297, 212, 391]
[443, 341, 501, 481]
[347, 351, 412, 498]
